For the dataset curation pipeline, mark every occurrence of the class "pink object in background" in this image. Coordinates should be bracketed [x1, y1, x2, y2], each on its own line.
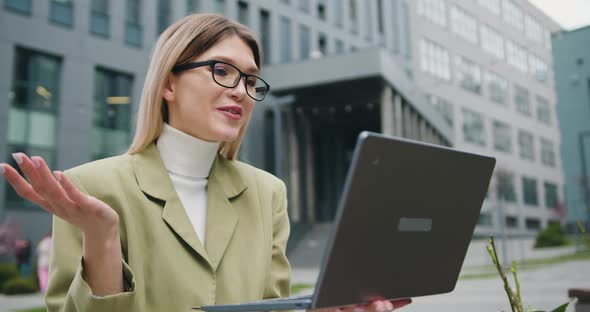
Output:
[36, 234, 52, 293]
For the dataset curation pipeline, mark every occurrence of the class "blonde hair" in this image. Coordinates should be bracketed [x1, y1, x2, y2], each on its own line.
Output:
[127, 14, 263, 160]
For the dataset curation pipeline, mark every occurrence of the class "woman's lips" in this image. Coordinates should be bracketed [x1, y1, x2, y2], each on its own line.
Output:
[217, 106, 243, 120]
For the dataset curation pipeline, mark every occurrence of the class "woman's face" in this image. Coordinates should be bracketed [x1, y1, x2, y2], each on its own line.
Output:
[163, 35, 258, 142]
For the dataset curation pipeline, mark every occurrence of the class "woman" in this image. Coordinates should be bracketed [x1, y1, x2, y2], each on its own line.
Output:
[0, 14, 410, 312]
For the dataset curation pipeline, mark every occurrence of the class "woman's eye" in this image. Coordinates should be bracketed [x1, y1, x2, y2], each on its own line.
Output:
[246, 77, 257, 87]
[214, 67, 228, 76]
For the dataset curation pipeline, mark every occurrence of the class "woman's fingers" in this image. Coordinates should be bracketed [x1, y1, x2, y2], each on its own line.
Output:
[54, 171, 92, 209]
[0, 163, 51, 210]
[29, 156, 73, 205]
[391, 298, 411, 310]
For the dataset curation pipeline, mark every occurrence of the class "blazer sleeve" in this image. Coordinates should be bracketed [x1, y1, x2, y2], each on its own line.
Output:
[262, 180, 292, 299]
[45, 171, 140, 312]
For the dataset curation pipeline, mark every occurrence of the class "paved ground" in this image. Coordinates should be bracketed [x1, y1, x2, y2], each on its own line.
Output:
[2, 259, 588, 312]
[292, 259, 590, 312]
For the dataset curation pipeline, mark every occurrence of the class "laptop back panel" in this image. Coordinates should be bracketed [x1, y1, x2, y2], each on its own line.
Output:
[312, 132, 495, 309]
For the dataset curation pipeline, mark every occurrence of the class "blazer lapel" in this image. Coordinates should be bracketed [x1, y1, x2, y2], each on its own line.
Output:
[205, 155, 247, 272]
[132, 143, 210, 266]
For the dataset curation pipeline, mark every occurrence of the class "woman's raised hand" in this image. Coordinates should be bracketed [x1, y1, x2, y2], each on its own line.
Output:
[0, 153, 119, 237]
[1, 153, 124, 296]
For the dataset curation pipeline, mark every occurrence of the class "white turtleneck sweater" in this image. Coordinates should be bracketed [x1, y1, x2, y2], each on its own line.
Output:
[156, 123, 219, 246]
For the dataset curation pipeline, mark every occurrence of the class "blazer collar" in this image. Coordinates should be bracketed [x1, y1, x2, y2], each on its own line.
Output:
[132, 143, 247, 271]
[133, 143, 247, 201]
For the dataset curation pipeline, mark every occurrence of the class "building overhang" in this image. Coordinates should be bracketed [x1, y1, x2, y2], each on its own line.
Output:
[263, 48, 454, 145]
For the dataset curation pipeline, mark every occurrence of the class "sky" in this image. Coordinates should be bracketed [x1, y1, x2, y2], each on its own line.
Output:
[527, 0, 590, 30]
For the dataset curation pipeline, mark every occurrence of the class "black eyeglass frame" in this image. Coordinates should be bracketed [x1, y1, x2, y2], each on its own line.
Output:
[171, 60, 270, 101]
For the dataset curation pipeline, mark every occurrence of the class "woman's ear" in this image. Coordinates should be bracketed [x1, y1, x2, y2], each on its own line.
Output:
[162, 73, 177, 103]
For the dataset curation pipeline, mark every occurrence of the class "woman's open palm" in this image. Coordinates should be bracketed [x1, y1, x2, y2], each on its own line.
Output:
[1, 153, 119, 235]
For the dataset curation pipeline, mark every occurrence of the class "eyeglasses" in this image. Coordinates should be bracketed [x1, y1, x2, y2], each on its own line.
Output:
[172, 60, 270, 101]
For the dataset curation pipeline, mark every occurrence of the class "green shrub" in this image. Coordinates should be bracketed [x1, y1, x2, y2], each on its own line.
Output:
[2, 276, 38, 295]
[0, 263, 19, 289]
[535, 223, 568, 248]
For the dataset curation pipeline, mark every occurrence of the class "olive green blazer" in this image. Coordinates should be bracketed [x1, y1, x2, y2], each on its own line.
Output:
[45, 143, 292, 312]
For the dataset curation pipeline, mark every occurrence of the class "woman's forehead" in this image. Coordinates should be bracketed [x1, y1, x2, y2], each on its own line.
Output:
[194, 36, 259, 74]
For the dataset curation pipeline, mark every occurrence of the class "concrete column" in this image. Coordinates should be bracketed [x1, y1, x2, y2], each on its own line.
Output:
[285, 108, 301, 222]
[302, 115, 316, 223]
[394, 93, 403, 136]
[380, 86, 394, 136]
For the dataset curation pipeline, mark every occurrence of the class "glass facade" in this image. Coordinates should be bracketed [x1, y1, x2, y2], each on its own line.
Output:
[480, 24, 504, 59]
[93, 68, 133, 160]
[419, 38, 451, 81]
[4, 0, 32, 15]
[90, 0, 110, 37]
[50, 0, 74, 27]
[260, 9, 271, 65]
[506, 40, 528, 73]
[514, 84, 531, 116]
[493, 120, 512, 153]
[157, 0, 170, 34]
[518, 129, 535, 160]
[299, 24, 310, 60]
[462, 108, 486, 146]
[125, 0, 142, 47]
[456, 56, 481, 94]
[502, 0, 524, 32]
[450, 6, 478, 44]
[544, 182, 558, 208]
[485, 71, 508, 105]
[536, 95, 552, 125]
[497, 172, 517, 202]
[237, 1, 249, 26]
[522, 177, 539, 206]
[280, 17, 292, 63]
[540, 138, 556, 167]
[417, 0, 447, 28]
[6, 48, 62, 207]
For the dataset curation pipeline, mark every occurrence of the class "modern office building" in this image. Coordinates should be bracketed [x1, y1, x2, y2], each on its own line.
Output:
[552, 25, 590, 230]
[411, 0, 564, 237]
[0, 0, 564, 252]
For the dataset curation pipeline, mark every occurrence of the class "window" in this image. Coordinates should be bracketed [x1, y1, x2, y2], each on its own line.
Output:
[157, 0, 169, 34]
[522, 177, 539, 206]
[480, 24, 504, 59]
[318, 33, 327, 56]
[280, 17, 292, 63]
[462, 109, 486, 146]
[186, 0, 200, 13]
[544, 182, 558, 208]
[419, 38, 450, 81]
[6, 48, 61, 207]
[334, 0, 343, 27]
[317, 0, 326, 21]
[496, 171, 517, 202]
[514, 84, 531, 116]
[529, 53, 548, 82]
[525, 15, 543, 43]
[90, 0, 110, 37]
[456, 56, 481, 94]
[426, 94, 454, 127]
[506, 40, 528, 73]
[518, 129, 534, 160]
[125, 0, 142, 47]
[417, 0, 447, 28]
[540, 138, 556, 167]
[506, 216, 519, 228]
[260, 9, 271, 65]
[50, 0, 74, 27]
[477, 0, 500, 15]
[299, 25, 310, 60]
[450, 6, 478, 44]
[478, 213, 493, 226]
[525, 218, 541, 230]
[493, 120, 512, 153]
[4, 0, 32, 15]
[93, 68, 133, 160]
[349, 0, 358, 34]
[237, 1, 249, 26]
[298, 0, 310, 12]
[364, 0, 373, 40]
[377, 0, 384, 35]
[536, 95, 551, 125]
[401, 1, 412, 60]
[485, 71, 508, 105]
[335, 39, 345, 54]
[213, 0, 224, 14]
[502, 0, 523, 32]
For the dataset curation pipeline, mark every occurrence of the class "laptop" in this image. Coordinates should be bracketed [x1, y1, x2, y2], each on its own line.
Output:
[194, 131, 496, 311]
